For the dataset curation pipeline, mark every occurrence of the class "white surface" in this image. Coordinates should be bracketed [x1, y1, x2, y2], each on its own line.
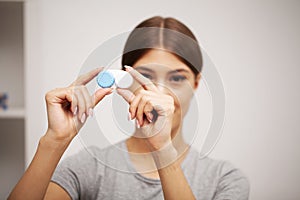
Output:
[0, 2, 25, 199]
[24, 1, 300, 199]
[0, 2, 24, 107]
[0, 107, 25, 119]
[113, 70, 133, 89]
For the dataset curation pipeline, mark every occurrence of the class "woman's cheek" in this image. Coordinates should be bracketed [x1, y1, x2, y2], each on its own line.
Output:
[170, 85, 194, 117]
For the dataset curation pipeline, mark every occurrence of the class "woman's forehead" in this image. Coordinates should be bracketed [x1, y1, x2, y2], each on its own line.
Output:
[132, 49, 193, 74]
[134, 65, 191, 75]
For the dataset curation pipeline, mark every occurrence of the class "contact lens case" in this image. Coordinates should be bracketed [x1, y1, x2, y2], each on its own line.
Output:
[97, 69, 133, 89]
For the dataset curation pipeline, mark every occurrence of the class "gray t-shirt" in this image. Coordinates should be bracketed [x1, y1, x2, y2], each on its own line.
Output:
[51, 140, 249, 200]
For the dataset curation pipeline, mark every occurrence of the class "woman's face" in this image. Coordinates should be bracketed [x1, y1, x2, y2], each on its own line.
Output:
[132, 49, 201, 133]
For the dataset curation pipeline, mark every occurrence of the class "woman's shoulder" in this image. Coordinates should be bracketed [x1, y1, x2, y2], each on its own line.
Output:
[185, 147, 249, 184]
[184, 148, 250, 199]
[203, 157, 250, 199]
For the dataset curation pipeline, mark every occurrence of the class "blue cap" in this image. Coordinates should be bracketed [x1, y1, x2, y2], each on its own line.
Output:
[97, 71, 115, 88]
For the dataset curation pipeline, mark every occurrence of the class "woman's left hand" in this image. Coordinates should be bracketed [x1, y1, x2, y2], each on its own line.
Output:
[117, 66, 175, 151]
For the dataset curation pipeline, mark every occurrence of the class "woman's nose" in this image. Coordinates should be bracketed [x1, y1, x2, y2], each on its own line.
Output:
[155, 81, 170, 94]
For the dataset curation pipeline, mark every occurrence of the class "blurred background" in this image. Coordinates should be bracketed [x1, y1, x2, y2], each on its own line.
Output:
[0, 0, 299, 199]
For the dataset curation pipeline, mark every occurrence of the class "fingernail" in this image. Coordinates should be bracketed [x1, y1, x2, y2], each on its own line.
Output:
[89, 108, 93, 117]
[128, 112, 131, 121]
[73, 106, 78, 116]
[136, 120, 140, 128]
[124, 65, 133, 71]
[81, 113, 86, 123]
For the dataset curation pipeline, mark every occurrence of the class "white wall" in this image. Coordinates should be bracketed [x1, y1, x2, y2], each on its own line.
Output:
[0, 3, 25, 198]
[0, 2, 24, 107]
[25, 0, 300, 199]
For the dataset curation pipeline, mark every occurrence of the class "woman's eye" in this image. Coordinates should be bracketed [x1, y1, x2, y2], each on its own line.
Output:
[169, 75, 186, 83]
[141, 73, 153, 80]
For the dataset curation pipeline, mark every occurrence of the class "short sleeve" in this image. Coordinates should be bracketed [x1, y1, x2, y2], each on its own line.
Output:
[51, 155, 81, 200]
[51, 146, 103, 200]
[213, 161, 250, 200]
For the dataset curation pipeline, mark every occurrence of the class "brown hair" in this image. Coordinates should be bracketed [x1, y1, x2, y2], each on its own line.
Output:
[121, 16, 203, 76]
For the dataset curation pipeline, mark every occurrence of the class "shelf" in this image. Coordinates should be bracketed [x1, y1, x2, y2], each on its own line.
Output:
[0, 108, 25, 119]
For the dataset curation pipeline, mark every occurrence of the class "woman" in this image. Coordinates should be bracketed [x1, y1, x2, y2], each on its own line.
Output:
[9, 16, 249, 200]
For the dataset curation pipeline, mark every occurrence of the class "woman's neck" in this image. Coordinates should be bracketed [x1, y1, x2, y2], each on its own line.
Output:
[125, 125, 190, 179]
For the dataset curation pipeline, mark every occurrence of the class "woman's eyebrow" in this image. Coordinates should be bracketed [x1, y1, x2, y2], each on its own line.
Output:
[135, 66, 190, 74]
[135, 66, 154, 72]
[168, 69, 190, 74]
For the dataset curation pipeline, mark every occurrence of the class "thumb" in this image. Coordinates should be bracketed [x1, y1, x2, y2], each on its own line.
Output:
[92, 88, 113, 107]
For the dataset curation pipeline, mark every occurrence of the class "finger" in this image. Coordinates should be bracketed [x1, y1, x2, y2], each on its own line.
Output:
[124, 65, 157, 91]
[68, 88, 78, 115]
[128, 92, 144, 119]
[45, 87, 77, 115]
[136, 96, 149, 126]
[81, 86, 93, 116]
[92, 88, 113, 107]
[71, 67, 103, 86]
[116, 88, 135, 104]
[75, 88, 87, 123]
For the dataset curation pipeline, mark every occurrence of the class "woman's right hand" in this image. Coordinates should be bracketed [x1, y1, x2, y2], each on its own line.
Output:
[45, 67, 112, 143]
